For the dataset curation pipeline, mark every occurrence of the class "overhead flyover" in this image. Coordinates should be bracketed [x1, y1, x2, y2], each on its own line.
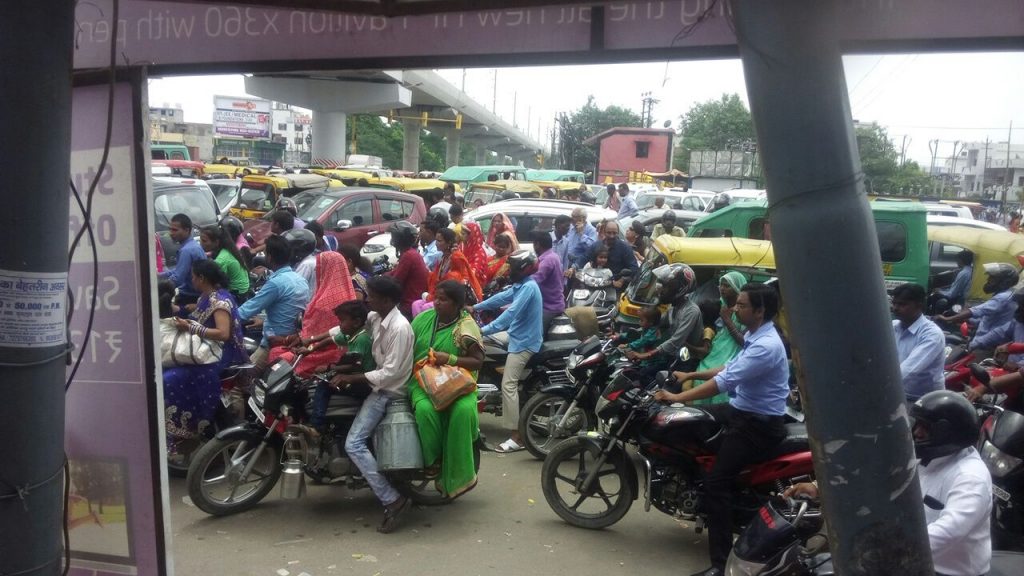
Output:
[245, 69, 546, 171]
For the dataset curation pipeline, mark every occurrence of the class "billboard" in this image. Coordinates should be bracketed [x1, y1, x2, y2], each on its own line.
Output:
[68, 75, 169, 576]
[213, 95, 271, 138]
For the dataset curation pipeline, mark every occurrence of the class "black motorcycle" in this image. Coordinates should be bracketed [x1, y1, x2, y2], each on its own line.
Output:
[972, 371, 1024, 551]
[186, 353, 480, 516]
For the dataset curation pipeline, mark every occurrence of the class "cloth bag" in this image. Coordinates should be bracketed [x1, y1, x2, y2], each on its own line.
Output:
[160, 318, 223, 367]
[413, 350, 476, 411]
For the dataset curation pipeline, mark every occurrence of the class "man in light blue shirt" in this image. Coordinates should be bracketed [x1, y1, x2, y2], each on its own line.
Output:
[418, 220, 441, 272]
[938, 262, 1019, 352]
[158, 213, 207, 307]
[616, 183, 639, 219]
[238, 235, 310, 367]
[930, 250, 973, 311]
[971, 288, 1024, 371]
[891, 283, 946, 401]
[565, 207, 598, 274]
[471, 250, 542, 453]
[655, 282, 789, 574]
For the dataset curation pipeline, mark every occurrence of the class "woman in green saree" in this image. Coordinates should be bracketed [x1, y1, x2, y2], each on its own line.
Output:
[682, 270, 748, 406]
[407, 280, 484, 499]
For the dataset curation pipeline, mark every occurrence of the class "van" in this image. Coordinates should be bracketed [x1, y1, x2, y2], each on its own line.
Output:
[687, 199, 930, 290]
[152, 144, 191, 161]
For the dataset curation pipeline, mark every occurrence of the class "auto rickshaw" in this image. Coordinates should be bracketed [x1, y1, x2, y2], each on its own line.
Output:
[927, 225, 1024, 304]
[364, 176, 458, 204]
[230, 173, 341, 220]
[615, 235, 777, 327]
[313, 168, 378, 186]
[464, 180, 543, 207]
[530, 180, 588, 200]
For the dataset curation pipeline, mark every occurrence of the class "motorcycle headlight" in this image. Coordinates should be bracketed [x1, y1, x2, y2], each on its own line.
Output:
[362, 244, 386, 254]
[583, 274, 607, 288]
[725, 556, 767, 576]
[252, 382, 266, 408]
[981, 440, 1023, 478]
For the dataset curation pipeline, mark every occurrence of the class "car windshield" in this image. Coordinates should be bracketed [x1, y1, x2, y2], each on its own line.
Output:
[294, 191, 338, 221]
[153, 187, 218, 232]
[625, 250, 668, 305]
[239, 187, 271, 210]
[208, 181, 238, 208]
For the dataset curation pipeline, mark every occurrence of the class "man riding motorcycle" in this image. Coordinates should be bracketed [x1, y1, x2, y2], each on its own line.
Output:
[937, 262, 1019, 356]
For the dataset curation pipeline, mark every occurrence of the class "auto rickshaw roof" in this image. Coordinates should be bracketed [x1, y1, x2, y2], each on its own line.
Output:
[440, 165, 527, 181]
[245, 173, 334, 189]
[651, 235, 776, 270]
[526, 169, 585, 181]
[469, 179, 543, 195]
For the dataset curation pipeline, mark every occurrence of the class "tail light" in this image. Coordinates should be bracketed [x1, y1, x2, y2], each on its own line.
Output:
[605, 389, 625, 402]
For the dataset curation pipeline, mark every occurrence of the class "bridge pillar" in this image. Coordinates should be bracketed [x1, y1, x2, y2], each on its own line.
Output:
[445, 128, 462, 168]
[311, 111, 346, 165]
[402, 118, 421, 173]
[475, 146, 487, 165]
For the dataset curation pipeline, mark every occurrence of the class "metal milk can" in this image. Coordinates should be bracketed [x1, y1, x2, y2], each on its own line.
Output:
[373, 398, 424, 471]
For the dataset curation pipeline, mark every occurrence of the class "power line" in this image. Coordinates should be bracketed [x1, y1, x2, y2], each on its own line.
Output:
[848, 55, 885, 98]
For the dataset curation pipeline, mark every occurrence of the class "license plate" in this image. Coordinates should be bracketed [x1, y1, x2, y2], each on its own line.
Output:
[993, 484, 1011, 502]
[572, 289, 589, 300]
[247, 396, 261, 417]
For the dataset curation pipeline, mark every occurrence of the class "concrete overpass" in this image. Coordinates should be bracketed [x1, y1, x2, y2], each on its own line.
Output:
[244, 69, 546, 172]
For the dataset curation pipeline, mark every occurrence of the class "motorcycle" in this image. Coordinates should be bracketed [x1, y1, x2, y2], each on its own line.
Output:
[475, 314, 580, 417]
[517, 335, 632, 460]
[727, 497, 1024, 575]
[541, 350, 816, 532]
[566, 267, 617, 328]
[186, 353, 479, 516]
[972, 370, 1024, 551]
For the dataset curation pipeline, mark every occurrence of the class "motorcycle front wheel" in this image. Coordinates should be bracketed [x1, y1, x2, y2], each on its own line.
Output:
[186, 433, 281, 516]
[541, 436, 634, 529]
[519, 392, 595, 460]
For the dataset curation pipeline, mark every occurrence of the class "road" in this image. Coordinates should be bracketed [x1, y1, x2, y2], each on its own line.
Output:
[168, 415, 711, 576]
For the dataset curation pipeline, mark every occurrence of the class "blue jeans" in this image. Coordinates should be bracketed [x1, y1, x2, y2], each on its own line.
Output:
[345, 391, 401, 506]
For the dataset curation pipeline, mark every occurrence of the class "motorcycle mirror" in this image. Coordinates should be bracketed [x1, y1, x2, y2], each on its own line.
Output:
[951, 304, 962, 314]
[620, 269, 635, 279]
[679, 347, 691, 362]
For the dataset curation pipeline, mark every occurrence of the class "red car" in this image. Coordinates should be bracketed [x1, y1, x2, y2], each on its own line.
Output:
[243, 187, 426, 248]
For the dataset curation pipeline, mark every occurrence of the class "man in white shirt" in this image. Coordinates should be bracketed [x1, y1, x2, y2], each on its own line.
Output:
[787, 390, 991, 576]
[891, 283, 946, 401]
[335, 275, 415, 534]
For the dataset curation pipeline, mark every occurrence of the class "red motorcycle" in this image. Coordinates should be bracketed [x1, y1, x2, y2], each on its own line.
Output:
[541, 362, 816, 532]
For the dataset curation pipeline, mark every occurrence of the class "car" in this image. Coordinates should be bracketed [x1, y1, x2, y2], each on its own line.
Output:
[922, 203, 974, 220]
[243, 187, 426, 248]
[152, 177, 220, 267]
[926, 215, 1005, 231]
[635, 189, 712, 212]
[207, 178, 241, 219]
[620, 208, 706, 236]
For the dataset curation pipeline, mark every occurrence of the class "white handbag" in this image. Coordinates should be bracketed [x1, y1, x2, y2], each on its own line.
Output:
[160, 318, 223, 367]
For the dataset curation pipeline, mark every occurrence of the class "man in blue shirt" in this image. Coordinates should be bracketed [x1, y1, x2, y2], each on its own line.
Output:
[418, 220, 442, 272]
[616, 183, 639, 219]
[471, 250, 543, 453]
[591, 220, 638, 289]
[938, 262, 1019, 353]
[891, 283, 946, 401]
[564, 207, 598, 275]
[656, 282, 789, 576]
[929, 250, 973, 313]
[158, 213, 206, 308]
[970, 288, 1024, 372]
[238, 235, 311, 368]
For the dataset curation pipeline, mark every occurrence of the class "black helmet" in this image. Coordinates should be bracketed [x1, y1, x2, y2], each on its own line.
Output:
[220, 215, 244, 241]
[499, 190, 520, 201]
[507, 250, 538, 279]
[910, 390, 979, 463]
[282, 228, 316, 264]
[712, 193, 731, 211]
[652, 263, 696, 304]
[428, 206, 450, 228]
[983, 262, 1019, 294]
[388, 220, 419, 249]
[580, 190, 597, 204]
[662, 210, 677, 223]
[276, 197, 298, 217]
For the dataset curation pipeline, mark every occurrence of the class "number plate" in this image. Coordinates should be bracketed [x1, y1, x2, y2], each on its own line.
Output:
[993, 484, 1011, 502]
[247, 396, 261, 417]
[572, 289, 590, 300]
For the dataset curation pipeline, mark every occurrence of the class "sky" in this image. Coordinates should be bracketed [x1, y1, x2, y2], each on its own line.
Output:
[148, 52, 1024, 167]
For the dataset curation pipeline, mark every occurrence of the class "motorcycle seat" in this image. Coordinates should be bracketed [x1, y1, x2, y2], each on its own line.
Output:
[759, 423, 810, 461]
[538, 339, 579, 355]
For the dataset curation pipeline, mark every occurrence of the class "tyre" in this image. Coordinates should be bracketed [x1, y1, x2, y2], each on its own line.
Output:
[392, 436, 483, 506]
[186, 433, 281, 516]
[541, 436, 634, 529]
[167, 437, 204, 478]
[519, 393, 595, 460]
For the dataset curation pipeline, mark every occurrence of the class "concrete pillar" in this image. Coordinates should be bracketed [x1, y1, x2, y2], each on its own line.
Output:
[312, 111, 346, 164]
[445, 128, 462, 168]
[475, 146, 487, 165]
[402, 118, 421, 173]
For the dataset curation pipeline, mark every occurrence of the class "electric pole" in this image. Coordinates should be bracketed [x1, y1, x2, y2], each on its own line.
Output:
[491, 69, 497, 114]
[929, 139, 940, 196]
[1005, 122, 1014, 206]
[640, 92, 659, 128]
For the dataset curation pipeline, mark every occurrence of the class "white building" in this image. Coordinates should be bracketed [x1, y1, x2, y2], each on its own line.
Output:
[271, 102, 313, 165]
[943, 141, 1024, 200]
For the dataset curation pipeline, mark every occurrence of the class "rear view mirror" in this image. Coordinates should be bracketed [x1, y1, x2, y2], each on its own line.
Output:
[335, 220, 352, 232]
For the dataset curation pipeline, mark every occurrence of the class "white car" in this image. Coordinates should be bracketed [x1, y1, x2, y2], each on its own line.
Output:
[922, 203, 974, 220]
[636, 189, 712, 212]
[926, 215, 1005, 231]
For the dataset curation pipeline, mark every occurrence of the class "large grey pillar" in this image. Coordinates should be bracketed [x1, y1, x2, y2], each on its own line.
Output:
[0, 1, 74, 574]
[475, 146, 487, 165]
[731, 2, 933, 574]
[445, 129, 462, 169]
[312, 111, 346, 164]
[402, 119, 421, 173]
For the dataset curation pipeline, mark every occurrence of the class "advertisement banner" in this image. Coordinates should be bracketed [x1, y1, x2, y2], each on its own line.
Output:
[214, 95, 271, 138]
[67, 76, 168, 576]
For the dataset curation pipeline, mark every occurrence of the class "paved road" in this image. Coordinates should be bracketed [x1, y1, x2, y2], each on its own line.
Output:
[168, 415, 711, 576]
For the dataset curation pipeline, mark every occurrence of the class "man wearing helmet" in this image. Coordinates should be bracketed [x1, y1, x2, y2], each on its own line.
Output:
[653, 282, 790, 576]
[786, 390, 992, 576]
[284, 228, 319, 293]
[471, 250, 543, 453]
[384, 220, 428, 319]
[651, 210, 686, 238]
[937, 262, 1020, 355]
[276, 197, 305, 230]
[624, 263, 702, 373]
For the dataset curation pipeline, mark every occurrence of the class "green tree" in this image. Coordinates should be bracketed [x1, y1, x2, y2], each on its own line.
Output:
[854, 124, 934, 196]
[558, 96, 642, 173]
[675, 93, 755, 170]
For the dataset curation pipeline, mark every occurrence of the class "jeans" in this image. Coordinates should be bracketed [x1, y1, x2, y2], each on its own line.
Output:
[345, 391, 401, 506]
[501, 350, 534, 431]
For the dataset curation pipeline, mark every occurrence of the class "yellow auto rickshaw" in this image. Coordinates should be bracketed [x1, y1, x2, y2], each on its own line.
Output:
[230, 173, 341, 220]
[364, 176, 459, 203]
[530, 180, 588, 200]
[312, 168, 376, 186]
[464, 180, 543, 208]
[927, 225, 1024, 304]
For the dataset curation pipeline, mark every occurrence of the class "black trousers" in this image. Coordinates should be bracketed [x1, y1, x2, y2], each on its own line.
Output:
[702, 403, 786, 568]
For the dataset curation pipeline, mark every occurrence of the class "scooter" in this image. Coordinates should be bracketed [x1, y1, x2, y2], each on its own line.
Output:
[566, 267, 617, 327]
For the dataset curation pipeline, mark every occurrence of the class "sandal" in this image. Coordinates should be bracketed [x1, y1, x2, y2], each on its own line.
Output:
[495, 438, 525, 453]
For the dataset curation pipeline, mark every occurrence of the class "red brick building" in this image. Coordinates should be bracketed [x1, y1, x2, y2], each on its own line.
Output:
[584, 127, 674, 183]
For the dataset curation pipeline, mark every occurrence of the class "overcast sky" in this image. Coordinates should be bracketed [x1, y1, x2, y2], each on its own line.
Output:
[148, 52, 1023, 166]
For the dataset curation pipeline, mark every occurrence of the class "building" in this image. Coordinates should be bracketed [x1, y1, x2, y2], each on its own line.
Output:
[583, 127, 674, 184]
[148, 105, 215, 161]
[943, 140, 1024, 201]
[271, 102, 313, 166]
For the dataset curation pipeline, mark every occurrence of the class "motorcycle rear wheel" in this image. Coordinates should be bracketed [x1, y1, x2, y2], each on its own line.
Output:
[519, 392, 595, 460]
[392, 437, 483, 506]
[541, 436, 634, 529]
[186, 434, 281, 516]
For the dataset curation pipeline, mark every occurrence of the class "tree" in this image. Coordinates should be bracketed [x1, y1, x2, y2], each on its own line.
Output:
[558, 96, 642, 173]
[675, 93, 755, 170]
[855, 124, 933, 196]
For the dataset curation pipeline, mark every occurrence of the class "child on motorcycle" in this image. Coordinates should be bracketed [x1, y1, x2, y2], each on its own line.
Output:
[617, 306, 669, 375]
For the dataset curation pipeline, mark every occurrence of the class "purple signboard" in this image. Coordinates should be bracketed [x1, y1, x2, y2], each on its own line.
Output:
[72, 0, 1024, 71]
[67, 79, 168, 576]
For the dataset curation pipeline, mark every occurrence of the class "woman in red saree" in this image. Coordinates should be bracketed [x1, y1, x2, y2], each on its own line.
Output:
[482, 231, 516, 287]
[267, 251, 356, 376]
[485, 213, 516, 251]
[411, 228, 483, 316]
